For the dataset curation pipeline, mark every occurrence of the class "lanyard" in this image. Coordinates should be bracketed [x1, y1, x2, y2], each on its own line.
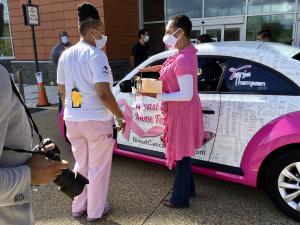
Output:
[3, 75, 44, 153]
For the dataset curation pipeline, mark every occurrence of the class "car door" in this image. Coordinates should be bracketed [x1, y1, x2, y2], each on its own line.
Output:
[193, 57, 223, 162]
[209, 58, 300, 169]
[116, 59, 167, 158]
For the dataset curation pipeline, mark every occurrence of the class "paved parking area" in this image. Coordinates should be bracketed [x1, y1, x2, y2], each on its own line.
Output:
[30, 109, 299, 225]
[23, 84, 58, 107]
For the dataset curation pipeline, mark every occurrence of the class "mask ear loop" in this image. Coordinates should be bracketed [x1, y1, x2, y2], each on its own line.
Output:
[173, 28, 184, 40]
[92, 29, 105, 40]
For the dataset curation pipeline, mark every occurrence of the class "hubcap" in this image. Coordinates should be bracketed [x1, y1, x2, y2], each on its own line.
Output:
[278, 162, 300, 212]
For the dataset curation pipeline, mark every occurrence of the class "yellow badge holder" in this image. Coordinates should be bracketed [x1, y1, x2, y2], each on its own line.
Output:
[71, 87, 83, 108]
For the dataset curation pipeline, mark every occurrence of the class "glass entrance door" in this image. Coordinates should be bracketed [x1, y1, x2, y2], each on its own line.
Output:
[205, 25, 223, 42]
[191, 28, 204, 44]
[192, 24, 244, 43]
[224, 25, 242, 41]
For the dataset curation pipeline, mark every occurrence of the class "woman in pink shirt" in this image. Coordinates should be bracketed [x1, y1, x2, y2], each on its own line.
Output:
[141, 15, 204, 208]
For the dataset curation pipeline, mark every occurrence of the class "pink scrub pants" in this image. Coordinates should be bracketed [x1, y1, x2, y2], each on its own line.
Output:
[65, 120, 115, 219]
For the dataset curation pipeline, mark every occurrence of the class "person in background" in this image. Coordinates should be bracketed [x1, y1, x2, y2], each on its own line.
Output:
[51, 31, 72, 67]
[198, 34, 214, 43]
[51, 31, 72, 131]
[140, 14, 204, 208]
[0, 3, 69, 225]
[256, 29, 272, 42]
[131, 29, 150, 68]
[57, 2, 125, 222]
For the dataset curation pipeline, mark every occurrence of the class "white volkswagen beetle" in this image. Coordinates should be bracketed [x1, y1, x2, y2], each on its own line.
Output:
[113, 41, 300, 220]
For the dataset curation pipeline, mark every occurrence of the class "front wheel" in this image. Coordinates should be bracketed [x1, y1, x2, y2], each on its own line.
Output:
[266, 150, 300, 221]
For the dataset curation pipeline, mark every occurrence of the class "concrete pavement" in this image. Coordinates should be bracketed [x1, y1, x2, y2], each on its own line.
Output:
[22, 84, 59, 108]
[30, 109, 298, 225]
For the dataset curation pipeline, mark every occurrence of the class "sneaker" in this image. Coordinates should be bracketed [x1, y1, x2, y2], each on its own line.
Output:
[71, 210, 86, 218]
[87, 203, 112, 222]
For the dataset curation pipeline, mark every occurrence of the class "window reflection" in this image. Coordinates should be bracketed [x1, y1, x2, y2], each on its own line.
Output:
[0, 39, 13, 57]
[166, 0, 202, 19]
[143, 0, 164, 22]
[1, 0, 9, 13]
[246, 14, 294, 45]
[0, 0, 14, 57]
[205, 0, 245, 17]
[248, 0, 295, 14]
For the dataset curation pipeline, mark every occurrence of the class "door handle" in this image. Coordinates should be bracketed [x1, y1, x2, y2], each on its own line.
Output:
[202, 109, 215, 115]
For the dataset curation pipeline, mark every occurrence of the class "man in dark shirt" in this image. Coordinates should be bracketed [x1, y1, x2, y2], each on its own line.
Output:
[131, 29, 150, 68]
[50, 31, 71, 67]
[50, 31, 71, 115]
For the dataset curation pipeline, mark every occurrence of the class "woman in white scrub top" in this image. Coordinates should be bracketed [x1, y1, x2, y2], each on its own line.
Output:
[57, 2, 125, 222]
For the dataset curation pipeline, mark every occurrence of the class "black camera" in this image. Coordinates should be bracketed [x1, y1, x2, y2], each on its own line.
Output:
[33, 138, 89, 200]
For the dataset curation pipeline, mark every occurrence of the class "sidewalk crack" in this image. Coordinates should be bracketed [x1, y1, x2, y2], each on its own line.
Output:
[141, 187, 172, 225]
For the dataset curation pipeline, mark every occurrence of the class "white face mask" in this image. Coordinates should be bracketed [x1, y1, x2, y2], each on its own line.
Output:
[95, 35, 107, 49]
[163, 29, 181, 50]
[61, 36, 69, 45]
[144, 35, 149, 43]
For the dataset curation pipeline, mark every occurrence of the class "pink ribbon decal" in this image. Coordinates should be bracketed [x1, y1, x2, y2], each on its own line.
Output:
[118, 99, 164, 140]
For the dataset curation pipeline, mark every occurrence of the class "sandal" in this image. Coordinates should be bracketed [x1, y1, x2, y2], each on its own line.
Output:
[162, 200, 176, 208]
[87, 203, 112, 222]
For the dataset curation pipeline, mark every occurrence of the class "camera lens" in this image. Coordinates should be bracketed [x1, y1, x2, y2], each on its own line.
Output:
[54, 170, 89, 199]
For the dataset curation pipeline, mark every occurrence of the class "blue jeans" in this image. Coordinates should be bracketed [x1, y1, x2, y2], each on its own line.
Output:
[170, 157, 195, 208]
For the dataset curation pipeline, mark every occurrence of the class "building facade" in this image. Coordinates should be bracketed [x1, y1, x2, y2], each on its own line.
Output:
[1, 0, 139, 83]
[1, 0, 300, 83]
[142, 0, 300, 53]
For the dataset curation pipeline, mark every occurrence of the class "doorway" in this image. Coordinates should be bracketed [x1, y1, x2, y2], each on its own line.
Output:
[191, 24, 244, 43]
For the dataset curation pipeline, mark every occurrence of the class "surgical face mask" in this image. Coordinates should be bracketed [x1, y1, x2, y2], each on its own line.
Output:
[61, 36, 69, 45]
[92, 30, 107, 49]
[163, 29, 182, 50]
[95, 35, 107, 49]
[144, 35, 149, 43]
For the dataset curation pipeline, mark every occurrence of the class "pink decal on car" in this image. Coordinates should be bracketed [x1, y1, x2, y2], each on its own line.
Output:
[118, 99, 164, 140]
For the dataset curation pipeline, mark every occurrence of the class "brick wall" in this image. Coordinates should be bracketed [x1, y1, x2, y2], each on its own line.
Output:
[8, 0, 139, 61]
[8, 0, 105, 61]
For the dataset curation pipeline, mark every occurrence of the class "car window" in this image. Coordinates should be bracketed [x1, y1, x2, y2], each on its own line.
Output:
[119, 59, 167, 93]
[220, 59, 298, 94]
[198, 58, 225, 92]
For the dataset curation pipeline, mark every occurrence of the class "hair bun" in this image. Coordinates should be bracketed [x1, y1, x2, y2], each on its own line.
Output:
[77, 2, 100, 23]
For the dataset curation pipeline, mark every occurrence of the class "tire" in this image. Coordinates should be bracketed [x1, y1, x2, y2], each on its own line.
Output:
[266, 150, 300, 221]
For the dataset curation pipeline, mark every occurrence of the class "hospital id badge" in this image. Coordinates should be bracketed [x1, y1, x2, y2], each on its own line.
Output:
[71, 88, 83, 108]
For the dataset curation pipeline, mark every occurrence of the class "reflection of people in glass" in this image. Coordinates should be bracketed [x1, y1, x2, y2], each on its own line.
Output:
[256, 29, 272, 42]
[140, 14, 204, 208]
[198, 34, 214, 43]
